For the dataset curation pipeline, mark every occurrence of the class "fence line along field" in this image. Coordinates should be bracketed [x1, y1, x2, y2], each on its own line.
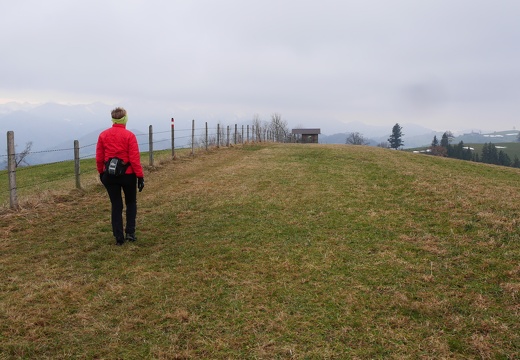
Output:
[1, 120, 300, 210]
[1, 143, 519, 359]
[0, 118, 258, 209]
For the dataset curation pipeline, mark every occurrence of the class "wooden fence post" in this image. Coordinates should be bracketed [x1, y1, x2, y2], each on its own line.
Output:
[234, 124, 237, 145]
[74, 140, 81, 189]
[241, 125, 244, 145]
[226, 126, 230, 147]
[205, 122, 208, 151]
[217, 123, 220, 148]
[149, 125, 154, 167]
[7, 131, 18, 210]
[171, 118, 175, 159]
[191, 119, 195, 156]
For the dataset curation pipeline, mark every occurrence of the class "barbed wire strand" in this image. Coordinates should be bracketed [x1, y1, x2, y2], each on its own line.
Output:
[1, 123, 268, 197]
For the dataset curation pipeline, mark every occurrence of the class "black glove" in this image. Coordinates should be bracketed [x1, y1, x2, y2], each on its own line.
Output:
[99, 173, 103, 182]
[138, 177, 144, 192]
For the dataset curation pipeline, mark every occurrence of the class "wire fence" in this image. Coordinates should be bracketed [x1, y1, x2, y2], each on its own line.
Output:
[2, 120, 284, 210]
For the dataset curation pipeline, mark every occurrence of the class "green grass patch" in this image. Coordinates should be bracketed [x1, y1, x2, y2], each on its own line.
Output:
[467, 141, 520, 160]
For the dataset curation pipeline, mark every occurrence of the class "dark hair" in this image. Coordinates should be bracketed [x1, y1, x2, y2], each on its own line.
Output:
[111, 107, 127, 119]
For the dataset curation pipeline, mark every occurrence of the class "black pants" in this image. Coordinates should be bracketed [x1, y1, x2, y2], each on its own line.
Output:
[101, 173, 137, 240]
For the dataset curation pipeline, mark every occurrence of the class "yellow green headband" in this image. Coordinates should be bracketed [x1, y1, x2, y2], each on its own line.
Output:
[112, 115, 128, 125]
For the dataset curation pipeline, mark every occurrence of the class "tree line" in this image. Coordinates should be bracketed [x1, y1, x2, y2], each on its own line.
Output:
[430, 132, 520, 168]
[345, 123, 520, 168]
[346, 123, 404, 149]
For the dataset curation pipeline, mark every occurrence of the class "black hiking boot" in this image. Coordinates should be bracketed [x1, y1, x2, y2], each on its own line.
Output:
[115, 236, 125, 246]
[126, 233, 137, 242]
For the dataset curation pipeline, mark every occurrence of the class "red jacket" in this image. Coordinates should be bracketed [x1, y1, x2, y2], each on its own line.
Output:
[96, 124, 144, 178]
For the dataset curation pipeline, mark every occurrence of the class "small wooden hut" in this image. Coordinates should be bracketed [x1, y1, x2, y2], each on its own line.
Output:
[291, 128, 321, 143]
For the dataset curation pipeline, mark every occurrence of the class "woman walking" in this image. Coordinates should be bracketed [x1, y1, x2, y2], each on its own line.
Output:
[96, 107, 145, 245]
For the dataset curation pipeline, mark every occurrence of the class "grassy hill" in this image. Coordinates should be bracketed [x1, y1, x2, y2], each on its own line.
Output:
[1, 144, 519, 358]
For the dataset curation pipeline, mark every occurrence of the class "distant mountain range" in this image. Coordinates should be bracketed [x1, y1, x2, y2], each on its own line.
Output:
[0, 102, 113, 155]
[1, 102, 518, 166]
[0, 102, 179, 165]
[319, 122, 442, 148]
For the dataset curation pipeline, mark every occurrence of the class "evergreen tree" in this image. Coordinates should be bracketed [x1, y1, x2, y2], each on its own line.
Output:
[498, 151, 511, 167]
[431, 135, 439, 147]
[440, 132, 450, 147]
[489, 144, 499, 165]
[388, 123, 404, 149]
[481, 143, 499, 164]
[451, 141, 463, 159]
[464, 148, 472, 161]
[513, 155, 520, 168]
[446, 144, 452, 157]
[447, 141, 472, 161]
[481, 143, 489, 163]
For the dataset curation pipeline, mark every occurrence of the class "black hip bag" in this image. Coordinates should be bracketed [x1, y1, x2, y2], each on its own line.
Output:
[105, 157, 129, 177]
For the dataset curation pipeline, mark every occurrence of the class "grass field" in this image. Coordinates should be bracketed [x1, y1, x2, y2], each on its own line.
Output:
[1, 143, 519, 359]
[466, 142, 520, 161]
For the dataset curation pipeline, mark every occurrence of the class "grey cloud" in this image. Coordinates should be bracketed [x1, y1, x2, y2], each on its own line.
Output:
[1, 0, 520, 133]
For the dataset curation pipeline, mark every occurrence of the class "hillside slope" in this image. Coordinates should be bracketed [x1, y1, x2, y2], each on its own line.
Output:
[1, 144, 519, 358]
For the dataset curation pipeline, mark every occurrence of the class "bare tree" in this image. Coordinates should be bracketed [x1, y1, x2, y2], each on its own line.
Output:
[346, 132, 369, 145]
[252, 114, 264, 142]
[440, 132, 451, 147]
[16, 141, 33, 167]
[445, 130, 455, 144]
[269, 113, 289, 142]
[218, 122, 226, 147]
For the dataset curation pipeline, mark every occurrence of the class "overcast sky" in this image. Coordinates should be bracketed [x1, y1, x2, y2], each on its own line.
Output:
[1, 0, 520, 134]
